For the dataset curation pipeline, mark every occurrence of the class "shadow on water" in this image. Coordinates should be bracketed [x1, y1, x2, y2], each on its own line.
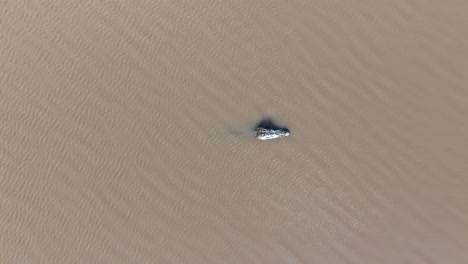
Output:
[221, 115, 290, 137]
[253, 116, 289, 130]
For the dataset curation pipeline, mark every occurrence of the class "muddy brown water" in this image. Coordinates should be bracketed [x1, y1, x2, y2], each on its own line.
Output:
[1, 1, 468, 263]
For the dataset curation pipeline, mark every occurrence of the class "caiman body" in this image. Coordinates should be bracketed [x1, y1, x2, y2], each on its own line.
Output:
[255, 127, 290, 140]
[254, 118, 290, 140]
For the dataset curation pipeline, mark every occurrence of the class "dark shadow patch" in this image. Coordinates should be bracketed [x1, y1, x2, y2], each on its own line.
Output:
[254, 117, 288, 130]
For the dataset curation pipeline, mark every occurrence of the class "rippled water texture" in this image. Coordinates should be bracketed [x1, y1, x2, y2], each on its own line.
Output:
[1, 0, 468, 263]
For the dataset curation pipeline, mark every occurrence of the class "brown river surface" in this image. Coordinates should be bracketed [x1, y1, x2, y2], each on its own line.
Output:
[1, 1, 468, 263]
